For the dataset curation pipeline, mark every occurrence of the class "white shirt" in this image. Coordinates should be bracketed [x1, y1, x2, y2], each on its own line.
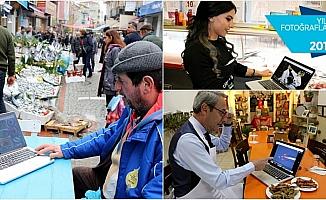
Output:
[173, 116, 255, 193]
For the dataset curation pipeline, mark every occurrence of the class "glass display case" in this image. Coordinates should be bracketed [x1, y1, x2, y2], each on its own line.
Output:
[164, 27, 326, 89]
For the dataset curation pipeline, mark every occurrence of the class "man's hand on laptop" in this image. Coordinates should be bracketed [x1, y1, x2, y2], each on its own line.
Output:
[35, 144, 63, 159]
[251, 157, 271, 171]
[257, 69, 273, 77]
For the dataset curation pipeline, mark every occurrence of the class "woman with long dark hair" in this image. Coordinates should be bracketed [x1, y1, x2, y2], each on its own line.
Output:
[97, 30, 126, 106]
[182, 1, 272, 89]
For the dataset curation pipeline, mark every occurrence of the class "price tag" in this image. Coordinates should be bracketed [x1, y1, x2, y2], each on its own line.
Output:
[186, 1, 193, 8]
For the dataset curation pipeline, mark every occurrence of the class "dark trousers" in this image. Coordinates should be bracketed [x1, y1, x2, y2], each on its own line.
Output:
[0, 70, 6, 113]
[73, 167, 101, 199]
[91, 53, 95, 71]
[82, 54, 92, 77]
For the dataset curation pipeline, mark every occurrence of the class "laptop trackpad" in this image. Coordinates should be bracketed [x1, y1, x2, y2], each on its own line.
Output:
[251, 171, 279, 186]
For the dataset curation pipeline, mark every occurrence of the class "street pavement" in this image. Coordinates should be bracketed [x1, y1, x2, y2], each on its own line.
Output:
[63, 52, 107, 137]
[62, 52, 105, 168]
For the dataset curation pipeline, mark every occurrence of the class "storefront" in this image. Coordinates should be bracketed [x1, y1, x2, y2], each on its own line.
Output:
[28, 3, 47, 32]
[36, 1, 57, 27]
[138, 1, 162, 37]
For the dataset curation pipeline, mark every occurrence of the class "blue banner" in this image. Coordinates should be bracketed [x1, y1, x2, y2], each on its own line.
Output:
[138, 1, 162, 17]
[299, 6, 326, 57]
[266, 13, 326, 53]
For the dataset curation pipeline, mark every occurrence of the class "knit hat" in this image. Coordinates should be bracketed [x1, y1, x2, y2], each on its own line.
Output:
[112, 41, 162, 73]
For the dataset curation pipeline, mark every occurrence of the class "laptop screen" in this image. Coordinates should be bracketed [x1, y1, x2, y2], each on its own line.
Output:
[271, 56, 315, 90]
[269, 140, 305, 175]
[0, 112, 26, 154]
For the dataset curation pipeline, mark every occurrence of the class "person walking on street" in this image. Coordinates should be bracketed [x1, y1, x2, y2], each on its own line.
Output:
[123, 22, 141, 45]
[98, 30, 126, 106]
[99, 26, 111, 71]
[90, 32, 98, 72]
[140, 24, 162, 50]
[71, 32, 82, 68]
[0, 26, 15, 113]
[35, 41, 163, 199]
[80, 29, 93, 78]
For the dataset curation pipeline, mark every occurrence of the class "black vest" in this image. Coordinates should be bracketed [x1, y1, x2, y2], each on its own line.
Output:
[168, 120, 210, 197]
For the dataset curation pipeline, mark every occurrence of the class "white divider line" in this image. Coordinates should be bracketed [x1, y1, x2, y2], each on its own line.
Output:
[78, 97, 106, 101]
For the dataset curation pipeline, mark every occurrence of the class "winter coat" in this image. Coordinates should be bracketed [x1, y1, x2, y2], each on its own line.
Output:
[60, 106, 163, 198]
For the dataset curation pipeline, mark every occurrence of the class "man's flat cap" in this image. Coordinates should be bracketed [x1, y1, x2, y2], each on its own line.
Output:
[112, 41, 162, 73]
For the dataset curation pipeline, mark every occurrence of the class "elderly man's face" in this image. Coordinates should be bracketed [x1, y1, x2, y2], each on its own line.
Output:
[115, 73, 148, 117]
[127, 24, 135, 34]
[204, 96, 228, 132]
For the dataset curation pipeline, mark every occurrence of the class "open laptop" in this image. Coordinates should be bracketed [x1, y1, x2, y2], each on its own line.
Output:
[251, 140, 305, 186]
[246, 56, 315, 90]
[0, 112, 54, 184]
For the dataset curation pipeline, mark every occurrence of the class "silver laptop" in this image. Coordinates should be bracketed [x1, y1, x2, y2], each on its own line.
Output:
[246, 56, 315, 90]
[251, 140, 305, 186]
[0, 112, 54, 184]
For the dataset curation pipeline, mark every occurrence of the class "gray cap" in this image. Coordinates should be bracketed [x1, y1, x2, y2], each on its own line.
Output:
[112, 41, 162, 73]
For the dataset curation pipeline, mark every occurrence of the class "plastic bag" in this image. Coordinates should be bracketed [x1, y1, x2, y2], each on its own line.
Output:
[84, 187, 101, 199]
[106, 95, 125, 125]
[3, 81, 20, 97]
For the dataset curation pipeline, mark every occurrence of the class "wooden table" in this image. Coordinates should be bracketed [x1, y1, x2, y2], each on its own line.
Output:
[0, 136, 74, 199]
[245, 131, 326, 198]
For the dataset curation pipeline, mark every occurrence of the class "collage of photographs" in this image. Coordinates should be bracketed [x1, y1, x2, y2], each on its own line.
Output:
[0, 0, 326, 199]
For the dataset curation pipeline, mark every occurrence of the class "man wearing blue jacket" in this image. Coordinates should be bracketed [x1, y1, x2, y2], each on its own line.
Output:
[36, 41, 163, 199]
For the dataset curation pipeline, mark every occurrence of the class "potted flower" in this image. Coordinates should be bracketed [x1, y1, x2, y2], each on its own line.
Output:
[304, 91, 314, 102]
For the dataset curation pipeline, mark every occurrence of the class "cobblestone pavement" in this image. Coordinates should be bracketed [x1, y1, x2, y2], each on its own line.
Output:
[62, 54, 105, 167]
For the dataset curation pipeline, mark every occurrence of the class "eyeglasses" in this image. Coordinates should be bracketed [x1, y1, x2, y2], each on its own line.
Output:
[212, 107, 227, 116]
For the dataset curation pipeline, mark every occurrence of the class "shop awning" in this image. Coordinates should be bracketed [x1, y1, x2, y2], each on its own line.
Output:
[92, 24, 110, 32]
[29, 4, 46, 18]
[17, 0, 29, 10]
[29, 4, 43, 14]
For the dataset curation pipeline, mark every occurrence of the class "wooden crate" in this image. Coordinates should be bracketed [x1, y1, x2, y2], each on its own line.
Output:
[45, 120, 88, 137]
[44, 120, 60, 132]
[59, 121, 88, 137]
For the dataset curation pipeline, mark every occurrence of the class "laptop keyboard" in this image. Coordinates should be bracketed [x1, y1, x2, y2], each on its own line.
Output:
[263, 164, 290, 181]
[0, 148, 37, 170]
[259, 80, 282, 90]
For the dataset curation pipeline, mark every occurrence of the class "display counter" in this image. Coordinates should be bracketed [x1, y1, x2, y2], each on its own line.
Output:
[164, 27, 326, 89]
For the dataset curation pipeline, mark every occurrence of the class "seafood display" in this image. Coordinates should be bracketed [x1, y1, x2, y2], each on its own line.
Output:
[15, 39, 64, 63]
[4, 66, 60, 119]
[33, 41, 63, 62]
